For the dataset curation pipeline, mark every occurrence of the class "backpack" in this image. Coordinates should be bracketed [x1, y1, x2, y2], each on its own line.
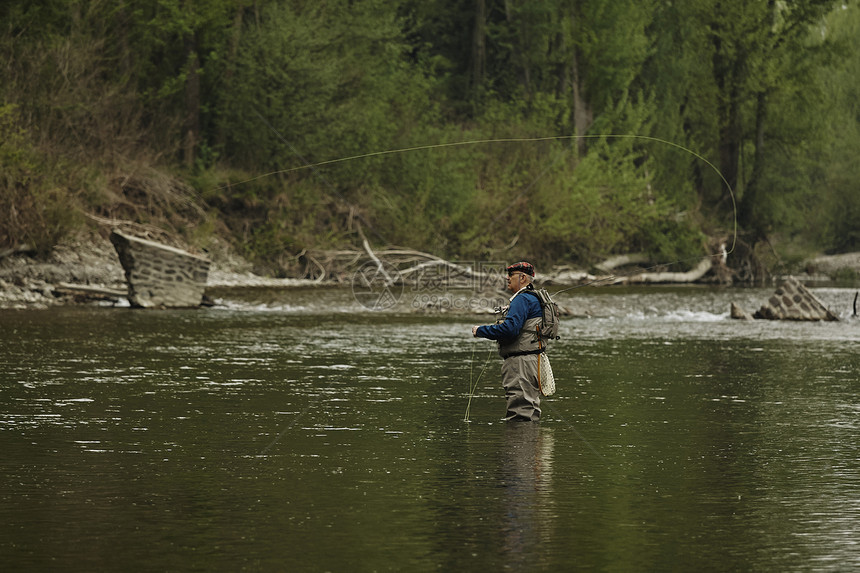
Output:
[526, 288, 561, 343]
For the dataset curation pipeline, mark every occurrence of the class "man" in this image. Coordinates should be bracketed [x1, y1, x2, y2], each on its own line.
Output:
[471, 261, 544, 422]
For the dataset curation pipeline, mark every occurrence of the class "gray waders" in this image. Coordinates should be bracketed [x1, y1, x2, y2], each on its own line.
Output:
[496, 310, 544, 422]
[501, 354, 542, 421]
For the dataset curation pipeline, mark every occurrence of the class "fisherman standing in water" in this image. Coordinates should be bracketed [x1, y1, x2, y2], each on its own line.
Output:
[471, 262, 544, 422]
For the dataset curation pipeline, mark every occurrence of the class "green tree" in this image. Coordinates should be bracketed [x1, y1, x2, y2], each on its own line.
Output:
[650, 0, 841, 239]
[810, 3, 860, 252]
[1, 0, 854, 275]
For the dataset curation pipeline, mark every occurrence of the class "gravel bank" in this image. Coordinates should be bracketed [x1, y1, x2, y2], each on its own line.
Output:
[809, 252, 860, 276]
[2, 234, 859, 310]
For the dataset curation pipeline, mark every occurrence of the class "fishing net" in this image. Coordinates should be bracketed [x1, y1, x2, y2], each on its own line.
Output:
[538, 352, 555, 396]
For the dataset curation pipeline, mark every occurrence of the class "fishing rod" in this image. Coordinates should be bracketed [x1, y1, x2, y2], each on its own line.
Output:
[236, 119, 741, 458]
[464, 344, 494, 422]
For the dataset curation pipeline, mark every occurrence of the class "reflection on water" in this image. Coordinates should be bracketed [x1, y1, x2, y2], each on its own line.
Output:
[1, 285, 858, 570]
[499, 423, 555, 570]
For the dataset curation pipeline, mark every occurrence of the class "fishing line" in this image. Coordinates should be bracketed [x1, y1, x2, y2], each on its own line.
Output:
[234, 117, 740, 437]
[252, 109, 341, 196]
[250, 108, 389, 244]
[465, 344, 475, 422]
[259, 401, 313, 456]
[464, 345, 494, 422]
[542, 400, 605, 460]
[221, 126, 738, 281]
[546, 135, 737, 296]
[221, 130, 737, 236]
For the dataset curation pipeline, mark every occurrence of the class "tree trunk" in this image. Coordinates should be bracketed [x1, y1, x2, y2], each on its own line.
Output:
[215, 4, 246, 149]
[507, 5, 532, 101]
[718, 86, 741, 202]
[115, 2, 132, 78]
[740, 90, 768, 239]
[569, 7, 591, 160]
[571, 47, 592, 159]
[468, 0, 487, 102]
[184, 38, 200, 168]
[739, 0, 777, 240]
[711, 25, 743, 206]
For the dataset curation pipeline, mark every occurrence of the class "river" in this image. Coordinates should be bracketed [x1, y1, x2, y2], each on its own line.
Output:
[1, 284, 858, 571]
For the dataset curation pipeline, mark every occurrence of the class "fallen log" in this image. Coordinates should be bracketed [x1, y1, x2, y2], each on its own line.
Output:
[618, 258, 713, 284]
[53, 282, 127, 302]
[55, 282, 127, 297]
[594, 253, 651, 272]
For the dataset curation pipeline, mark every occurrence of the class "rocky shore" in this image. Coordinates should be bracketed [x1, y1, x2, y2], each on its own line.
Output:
[0, 232, 319, 310]
[808, 252, 860, 277]
[2, 233, 859, 310]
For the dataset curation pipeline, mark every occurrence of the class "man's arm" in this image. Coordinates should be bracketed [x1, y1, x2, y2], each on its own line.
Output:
[473, 296, 529, 340]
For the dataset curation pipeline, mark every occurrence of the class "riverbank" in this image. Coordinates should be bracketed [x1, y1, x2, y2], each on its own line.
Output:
[808, 252, 860, 278]
[2, 232, 859, 310]
[0, 231, 321, 309]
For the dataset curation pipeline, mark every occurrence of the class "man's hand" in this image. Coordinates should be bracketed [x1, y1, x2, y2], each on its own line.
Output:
[471, 325, 479, 337]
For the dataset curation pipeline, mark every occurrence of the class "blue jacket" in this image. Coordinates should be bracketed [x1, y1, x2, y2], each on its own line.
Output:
[476, 289, 542, 341]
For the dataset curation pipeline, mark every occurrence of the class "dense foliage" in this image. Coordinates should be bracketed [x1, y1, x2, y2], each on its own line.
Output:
[1, 0, 858, 276]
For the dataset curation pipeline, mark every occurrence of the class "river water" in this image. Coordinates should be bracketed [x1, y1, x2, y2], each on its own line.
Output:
[1, 285, 858, 571]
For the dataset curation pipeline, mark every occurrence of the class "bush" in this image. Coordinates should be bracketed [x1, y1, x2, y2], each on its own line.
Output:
[0, 104, 79, 255]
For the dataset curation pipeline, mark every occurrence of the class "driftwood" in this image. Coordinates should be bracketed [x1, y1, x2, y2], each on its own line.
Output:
[594, 253, 651, 272]
[613, 258, 713, 284]
[55, 282, 127, 296]
[53, 282, 127, 302]
[307, 243, 501, 288]
[357, 224, 395, 286]
[305, 240, 718, 287]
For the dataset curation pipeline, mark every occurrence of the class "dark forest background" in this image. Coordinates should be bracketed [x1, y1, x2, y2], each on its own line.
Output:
[2, 0, 858, 279]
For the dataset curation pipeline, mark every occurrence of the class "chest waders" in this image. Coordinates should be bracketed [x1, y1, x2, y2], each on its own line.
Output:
[496, 295, 544, 421]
